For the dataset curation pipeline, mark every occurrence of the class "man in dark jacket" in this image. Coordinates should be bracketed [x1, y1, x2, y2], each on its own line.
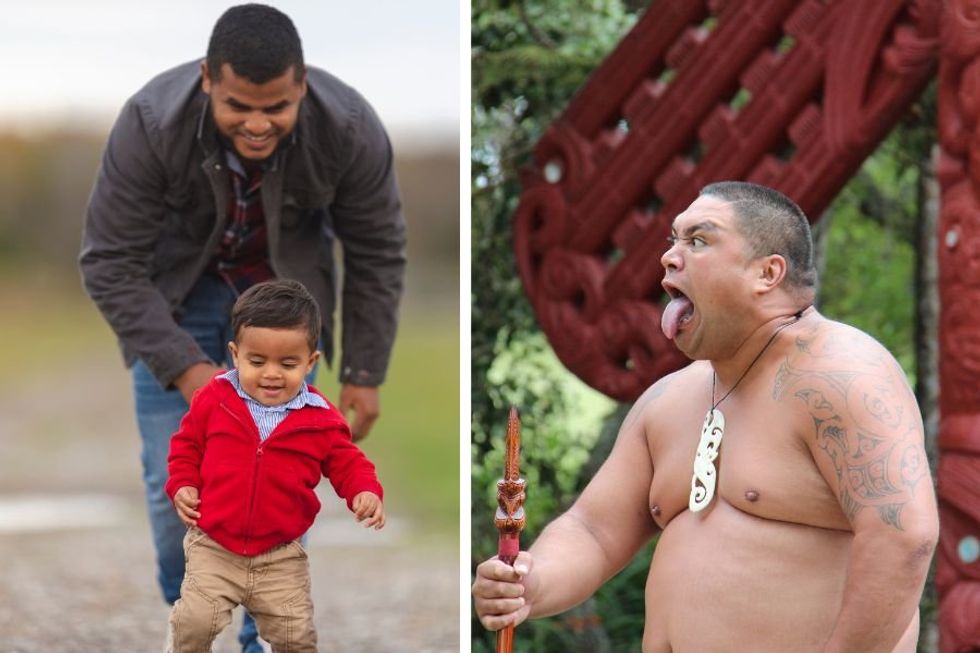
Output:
[79, 5, 405, 651]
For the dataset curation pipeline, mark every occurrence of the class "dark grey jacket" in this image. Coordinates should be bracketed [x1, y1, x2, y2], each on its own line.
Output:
[80, 61, 406, 389]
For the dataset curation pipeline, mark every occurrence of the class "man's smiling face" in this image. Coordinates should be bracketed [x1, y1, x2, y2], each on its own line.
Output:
[202, 62, 307, 162]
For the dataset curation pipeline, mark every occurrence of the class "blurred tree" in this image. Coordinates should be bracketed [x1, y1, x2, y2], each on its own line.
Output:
[471, 1, 639, 650]
[819, 85, 937, 381]
[0, 132, 103, 278]
[0, 130, 458, 312]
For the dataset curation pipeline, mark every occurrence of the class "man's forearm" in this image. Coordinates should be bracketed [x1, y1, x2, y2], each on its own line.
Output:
[80, 249, 209, 387]
[823, 529, 935, 652]
[524, 511, 622, 620]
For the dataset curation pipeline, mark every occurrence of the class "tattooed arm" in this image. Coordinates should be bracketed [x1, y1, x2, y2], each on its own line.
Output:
[788, 339, 938, 653]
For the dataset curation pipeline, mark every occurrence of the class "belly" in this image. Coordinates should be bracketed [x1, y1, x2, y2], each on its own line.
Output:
[643, 500, 851, 653]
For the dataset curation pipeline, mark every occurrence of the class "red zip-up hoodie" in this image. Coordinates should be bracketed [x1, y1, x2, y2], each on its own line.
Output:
[165, 376, 384, 556]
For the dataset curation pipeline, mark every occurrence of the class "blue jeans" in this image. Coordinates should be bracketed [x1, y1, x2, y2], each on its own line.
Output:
[133, 274, 276, 649]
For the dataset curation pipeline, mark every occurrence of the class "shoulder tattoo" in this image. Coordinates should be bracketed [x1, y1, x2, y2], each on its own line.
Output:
[773, 343, 927, 531]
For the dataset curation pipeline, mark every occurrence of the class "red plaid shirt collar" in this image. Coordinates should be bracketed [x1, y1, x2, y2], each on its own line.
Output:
[209, 149, 276, 293]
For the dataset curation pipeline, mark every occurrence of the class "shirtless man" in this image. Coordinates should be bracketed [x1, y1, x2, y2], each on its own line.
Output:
[472, 181, 939, 652]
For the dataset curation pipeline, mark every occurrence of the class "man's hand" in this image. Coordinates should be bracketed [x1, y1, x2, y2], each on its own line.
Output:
[174, 362, 222, 404]
[472, 551, 533, 632]
[352, 491, 385, 529]
[339, 384, 380, 441]
[173, 486, 201, 527]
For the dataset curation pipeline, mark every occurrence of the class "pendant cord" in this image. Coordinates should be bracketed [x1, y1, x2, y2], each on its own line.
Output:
[711, 307, 808, 410]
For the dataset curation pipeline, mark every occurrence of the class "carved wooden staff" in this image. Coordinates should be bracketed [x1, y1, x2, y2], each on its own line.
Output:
[495, 406, 526, 653]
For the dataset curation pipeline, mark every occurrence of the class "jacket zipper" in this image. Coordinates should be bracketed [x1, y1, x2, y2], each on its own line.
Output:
[243, 448, 263, 555]
[220, 403, 264, 555]
[218, 401, 330, 554]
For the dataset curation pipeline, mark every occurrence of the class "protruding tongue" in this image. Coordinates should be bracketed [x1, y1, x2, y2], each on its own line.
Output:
[661, 295, 693, 340]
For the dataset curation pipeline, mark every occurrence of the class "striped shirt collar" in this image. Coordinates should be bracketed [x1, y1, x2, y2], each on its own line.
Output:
[218, 369, 328, 412]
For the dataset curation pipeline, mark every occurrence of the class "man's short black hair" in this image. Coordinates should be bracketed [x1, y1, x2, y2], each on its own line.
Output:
[206, 4, 305, 84]
[231, 279, 321, 352]
[699, 181, 818, 290]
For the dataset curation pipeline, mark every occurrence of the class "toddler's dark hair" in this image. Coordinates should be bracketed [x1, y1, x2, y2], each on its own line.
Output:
[231, 279, 320, 351]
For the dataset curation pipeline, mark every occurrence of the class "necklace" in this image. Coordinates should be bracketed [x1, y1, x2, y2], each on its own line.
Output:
[688, 308, 807, 512]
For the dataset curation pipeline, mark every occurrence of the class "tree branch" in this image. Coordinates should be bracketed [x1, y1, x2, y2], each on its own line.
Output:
[517, 0, 558, 49]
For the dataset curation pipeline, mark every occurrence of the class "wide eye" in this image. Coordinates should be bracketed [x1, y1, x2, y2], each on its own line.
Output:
[689, 236, 706, 248]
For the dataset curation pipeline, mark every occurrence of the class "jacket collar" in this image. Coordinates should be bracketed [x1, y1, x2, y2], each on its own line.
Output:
[213, 375, 344, 435]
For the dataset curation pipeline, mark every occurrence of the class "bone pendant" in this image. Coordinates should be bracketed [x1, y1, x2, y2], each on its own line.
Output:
[689, 408, 725, 512]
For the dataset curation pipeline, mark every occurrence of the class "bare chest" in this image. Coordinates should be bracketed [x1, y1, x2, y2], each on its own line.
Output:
[645, 394, 848, 531]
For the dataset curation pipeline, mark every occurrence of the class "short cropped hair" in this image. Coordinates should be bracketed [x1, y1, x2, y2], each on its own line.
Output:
[206, 4, 305, 83]
[700, 181, 817, 290]
[231, 279, 321, 352]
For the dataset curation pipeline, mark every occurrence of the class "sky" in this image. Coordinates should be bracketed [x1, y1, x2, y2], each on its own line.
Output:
[0, 1, 460, 147]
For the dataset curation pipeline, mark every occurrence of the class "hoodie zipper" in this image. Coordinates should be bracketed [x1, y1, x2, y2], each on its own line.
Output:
[221, 403, 264, 555]
[219, 401, 331, 554]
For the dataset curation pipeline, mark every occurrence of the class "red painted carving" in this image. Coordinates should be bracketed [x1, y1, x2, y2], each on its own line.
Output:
[513, 0, 938, 401]
[937, 3, 980, 649]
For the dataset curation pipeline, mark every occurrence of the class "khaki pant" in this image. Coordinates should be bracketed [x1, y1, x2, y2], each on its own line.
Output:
[168, 528, 317, 653]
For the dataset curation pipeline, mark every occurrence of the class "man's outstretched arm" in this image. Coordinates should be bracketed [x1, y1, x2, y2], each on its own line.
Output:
[473, 382, 664, 630]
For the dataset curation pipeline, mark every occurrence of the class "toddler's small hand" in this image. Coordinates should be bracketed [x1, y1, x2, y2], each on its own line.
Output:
[174, 486, 201, 527]
[352, 491, 385, 530]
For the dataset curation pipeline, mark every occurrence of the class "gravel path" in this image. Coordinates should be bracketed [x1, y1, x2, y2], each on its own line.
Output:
[0, 354, 459, 652]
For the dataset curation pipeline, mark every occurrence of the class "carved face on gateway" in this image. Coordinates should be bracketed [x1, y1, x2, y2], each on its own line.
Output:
[659, 194, 760, 361]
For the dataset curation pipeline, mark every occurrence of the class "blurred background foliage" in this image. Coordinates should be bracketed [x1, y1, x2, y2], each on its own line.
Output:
[471, 1, 938, 651]
[0, 125, 460, 539]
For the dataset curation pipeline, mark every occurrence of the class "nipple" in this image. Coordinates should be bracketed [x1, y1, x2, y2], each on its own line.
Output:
[650, 504, 661, 517]
[745, 490, 760, 502]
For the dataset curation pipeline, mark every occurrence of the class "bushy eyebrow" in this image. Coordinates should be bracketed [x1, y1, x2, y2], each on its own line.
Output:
[225, 96, 292, 112]
[669, 221, 719, 237]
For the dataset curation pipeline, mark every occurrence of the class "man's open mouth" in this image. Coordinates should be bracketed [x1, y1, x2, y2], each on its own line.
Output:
[661, 283, 694, 340]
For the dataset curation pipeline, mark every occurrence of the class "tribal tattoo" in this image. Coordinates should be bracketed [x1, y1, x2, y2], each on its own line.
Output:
[773, 341, 928, 531]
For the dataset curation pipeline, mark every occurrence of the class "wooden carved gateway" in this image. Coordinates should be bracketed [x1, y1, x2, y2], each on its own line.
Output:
[936, 2, 980, 648]
[511, 1, 980, 649]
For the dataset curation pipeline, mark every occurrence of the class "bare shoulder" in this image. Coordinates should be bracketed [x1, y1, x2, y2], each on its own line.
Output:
[791, 316, 900, 367]
[773, 315, 916, 432]
[622, 361, 703, 438]
[772, 314, 929, 530]
[774, 316, 910, 397]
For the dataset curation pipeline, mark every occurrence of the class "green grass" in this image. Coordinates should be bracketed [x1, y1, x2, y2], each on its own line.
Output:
[317, 308, 460, 539]
[0, 283, 117, 380]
